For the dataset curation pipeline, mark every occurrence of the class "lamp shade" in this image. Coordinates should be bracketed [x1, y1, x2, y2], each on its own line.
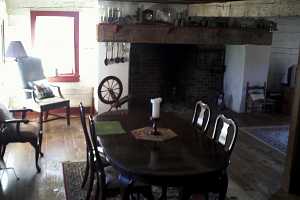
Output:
[5, 41, 27, 59]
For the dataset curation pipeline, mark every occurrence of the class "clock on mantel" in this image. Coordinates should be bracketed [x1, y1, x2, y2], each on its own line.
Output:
[142, 9, 154, 23]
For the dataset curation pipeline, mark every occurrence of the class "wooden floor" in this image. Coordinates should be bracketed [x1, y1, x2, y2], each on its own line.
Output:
[0, 111, 299, 200]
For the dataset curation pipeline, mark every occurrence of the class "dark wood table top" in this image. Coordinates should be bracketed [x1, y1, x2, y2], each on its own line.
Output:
[96, 109, 230, 186]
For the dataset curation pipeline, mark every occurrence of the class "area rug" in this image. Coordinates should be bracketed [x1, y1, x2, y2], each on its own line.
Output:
[62, 161, 235, 200]
[241, 125, 289, 154]
[63, 161, 180, 200]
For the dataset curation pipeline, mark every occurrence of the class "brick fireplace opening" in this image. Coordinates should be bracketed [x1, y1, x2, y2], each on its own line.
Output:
[129, 43, 225, 109]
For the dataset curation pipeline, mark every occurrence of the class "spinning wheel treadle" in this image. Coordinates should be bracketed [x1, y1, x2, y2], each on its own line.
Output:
[98, 76, 126, 111]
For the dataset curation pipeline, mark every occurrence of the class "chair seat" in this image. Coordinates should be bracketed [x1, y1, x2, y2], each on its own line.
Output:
[0, 122, 39, 144]
[24, 97, 69, 112]
[18, 122, 39, 143]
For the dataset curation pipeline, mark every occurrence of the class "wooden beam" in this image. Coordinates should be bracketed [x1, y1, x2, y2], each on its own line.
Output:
[97, 24, 273, 45]
[282, 47, 300, 194]
[99, 0, 246, 4]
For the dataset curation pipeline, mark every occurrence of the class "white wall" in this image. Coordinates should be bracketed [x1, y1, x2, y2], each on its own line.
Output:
[224, 45, 246, 113]
[268, 17, 300, 90]
[4, 5, 99, 108]
[224, 45, 271, 113]
[96, 42, 130, 113]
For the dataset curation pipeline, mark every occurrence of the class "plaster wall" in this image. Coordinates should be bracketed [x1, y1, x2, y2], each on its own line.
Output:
[4, 2, 99, 108]
[96, 42, 130, 113]
[224, 45, 271, 113]
[268, 17, 300, 90]
[224, 45, 245, 113]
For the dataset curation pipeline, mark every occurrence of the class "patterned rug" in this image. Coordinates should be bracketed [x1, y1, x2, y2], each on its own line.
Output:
[62, 161, 233, 200]
[241, 125, 289, 154]
[63, 161, 186, 200]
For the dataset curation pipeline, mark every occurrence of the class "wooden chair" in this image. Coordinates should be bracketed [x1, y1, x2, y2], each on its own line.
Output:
[212, 114, 238, 155]
[17, 56, 70, 152]
[79, 103, 110, 192]
[0, 103, 41, 174]
[88, 115, 154, 200]
[180, 114, 238, 200]
[245, 82, 276, 113]
[192, 100, 211, 134]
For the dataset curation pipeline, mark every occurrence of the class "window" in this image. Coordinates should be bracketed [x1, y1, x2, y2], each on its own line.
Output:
[31, 11, 79, 82]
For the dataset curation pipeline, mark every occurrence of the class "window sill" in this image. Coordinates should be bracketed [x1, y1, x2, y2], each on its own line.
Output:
[48, 75, 80, 82]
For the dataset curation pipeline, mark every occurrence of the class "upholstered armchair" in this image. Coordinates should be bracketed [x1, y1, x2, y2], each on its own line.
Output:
[17, 56, 70, 151]
[0, 102, 41, 173]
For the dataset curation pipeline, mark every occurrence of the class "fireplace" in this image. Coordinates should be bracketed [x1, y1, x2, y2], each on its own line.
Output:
[128, 43, 225, 109]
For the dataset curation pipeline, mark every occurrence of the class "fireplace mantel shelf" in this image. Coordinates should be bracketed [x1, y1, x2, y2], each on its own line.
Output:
[97, 23, 273, 45]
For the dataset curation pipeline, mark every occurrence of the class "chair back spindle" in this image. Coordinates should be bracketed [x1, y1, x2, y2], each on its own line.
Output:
[192, 100, 211, 133]
[79, 103, 93, 154]
[88, 115, 106, 188]
[212, 114, 237, 155]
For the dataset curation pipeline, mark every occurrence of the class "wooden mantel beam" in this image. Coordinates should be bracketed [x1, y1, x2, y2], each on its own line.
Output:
[99, 0, 246, 4]
[97, 23, 273, 45]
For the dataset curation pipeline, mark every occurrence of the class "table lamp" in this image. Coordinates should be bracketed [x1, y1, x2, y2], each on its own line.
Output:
[5, 41, 27, 61]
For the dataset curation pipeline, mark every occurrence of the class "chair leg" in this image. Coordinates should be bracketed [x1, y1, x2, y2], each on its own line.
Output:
[120, 185, 131, 200]
[30, 141, 41, 173]
[81, 151, 90, 188]
[204, 192, 209, 200]
[178, 188, 191, 200]
[44, 111, 49, 121]
[39, 111, 43, 132]
[141, 186, 154, 200]
[86, 160, 95, 200]
[38, 130, 44, 157]
[0, 145, 6, 159]
[159, 186, 167, 200]
[95, 171, 100, 200]
[66, 105, 70, 126]
[35, 146, 41, 173]
[218, 173, 228, 200]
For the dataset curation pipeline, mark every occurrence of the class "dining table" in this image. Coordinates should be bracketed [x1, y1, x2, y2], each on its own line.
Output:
[95, 108, 230, 200]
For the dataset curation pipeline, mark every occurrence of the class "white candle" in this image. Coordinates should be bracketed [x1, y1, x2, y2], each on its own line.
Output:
[151, 97, 162, 118]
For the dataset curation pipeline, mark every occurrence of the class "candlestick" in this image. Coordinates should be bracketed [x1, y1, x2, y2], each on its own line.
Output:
[151, 97, 162, 118]
[150, 117, 160, 135]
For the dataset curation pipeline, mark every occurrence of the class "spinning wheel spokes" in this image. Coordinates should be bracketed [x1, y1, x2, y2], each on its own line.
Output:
[98, 76, 123, 105]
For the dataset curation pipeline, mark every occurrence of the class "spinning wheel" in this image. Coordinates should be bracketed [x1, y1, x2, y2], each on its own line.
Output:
[98, 76, 123, 105]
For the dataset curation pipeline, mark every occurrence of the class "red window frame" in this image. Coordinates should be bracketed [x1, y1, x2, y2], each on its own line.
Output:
[31, 11, 80, 82]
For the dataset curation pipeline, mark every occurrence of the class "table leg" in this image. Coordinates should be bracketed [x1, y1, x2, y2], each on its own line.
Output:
[121, 185, 131, 200]
[179, 187, 192, 200]
[219, 172, 229, 200]
[158, 186, 167, 200]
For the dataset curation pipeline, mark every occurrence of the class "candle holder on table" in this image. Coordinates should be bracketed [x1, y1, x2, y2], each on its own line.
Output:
[150, 117, 160, 136]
